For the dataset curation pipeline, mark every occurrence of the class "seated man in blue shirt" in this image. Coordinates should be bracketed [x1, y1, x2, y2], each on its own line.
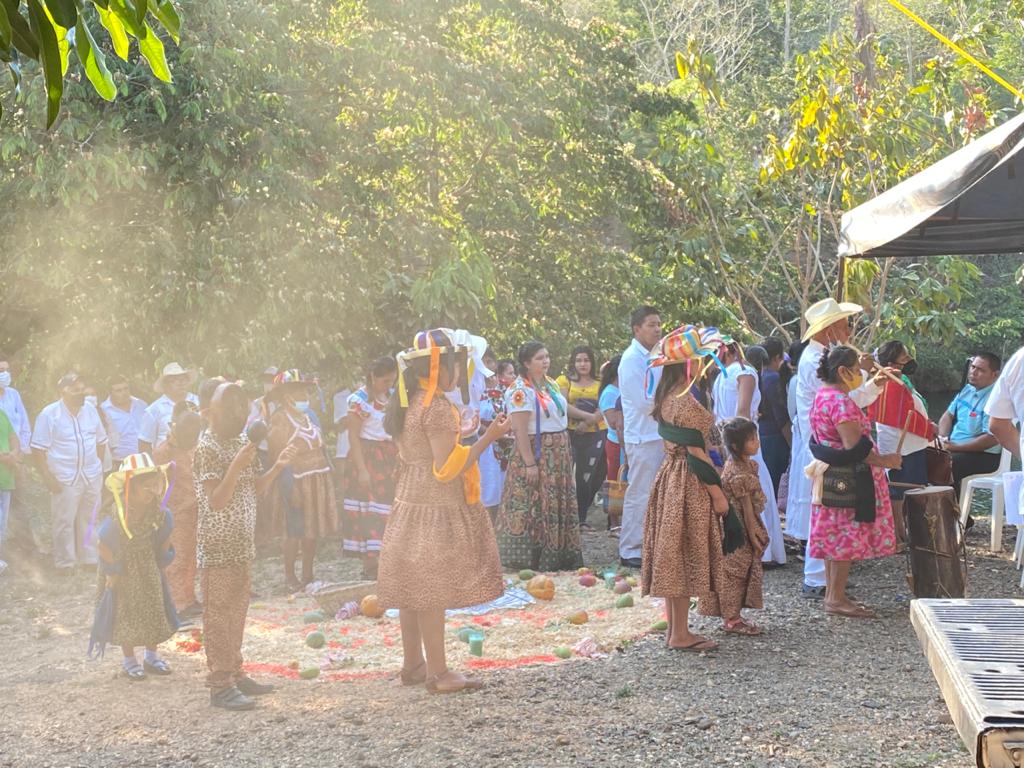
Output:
[938, 352, 1002, 494]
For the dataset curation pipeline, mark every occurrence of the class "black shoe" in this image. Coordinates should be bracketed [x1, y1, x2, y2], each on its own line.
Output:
[211, 686, 255, 711]
[619, 557, 642, 569]
[801, 584, 826, 599]
[235, 676, 275, 696]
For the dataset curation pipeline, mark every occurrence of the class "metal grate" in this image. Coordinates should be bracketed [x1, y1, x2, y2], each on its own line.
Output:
[912, 599, 1024, 767]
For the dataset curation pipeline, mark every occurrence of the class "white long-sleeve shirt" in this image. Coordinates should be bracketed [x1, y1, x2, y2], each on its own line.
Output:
[0, 387, 31, 454]
[795, 340, 882, 439]
[619, 337, 661, 444]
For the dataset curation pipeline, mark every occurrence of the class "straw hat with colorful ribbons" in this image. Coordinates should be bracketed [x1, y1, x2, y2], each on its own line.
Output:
[104, 453, 174, 539]
[395, 328, 471, 409]
[265, 368, 315, 402]
[646, 324, 729, 397]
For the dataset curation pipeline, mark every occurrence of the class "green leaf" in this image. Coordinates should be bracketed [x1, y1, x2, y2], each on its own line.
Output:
[45, 0, 77, 29]
[0, 3, 11, 51]
[96, 4, 128, 59]
[108, 0, 142, 37]
[149, 0, 178, 43]
[26, 0, 62, 127]
[133, 0, 147, 24]
[75, 17, 115, 100]
[42, 3, 69, 76]
[137, 21, 170, 82]
[2, 0, 39, 59]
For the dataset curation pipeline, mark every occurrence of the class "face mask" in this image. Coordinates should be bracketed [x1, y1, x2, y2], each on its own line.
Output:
[0, 371, 10, 388]
[841, 369, 864, 391]
[901, 359, 918, 376]
[293, 400, 309, 411]
[85, 395, 98, 408]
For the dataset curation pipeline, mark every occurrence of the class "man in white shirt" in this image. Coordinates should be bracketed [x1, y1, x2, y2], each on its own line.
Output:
[786, 299, 886, 598]
[139, 362, 199, 454]
[0, 357, 31, 454]
[618, 306, 664, 568]
[101, 376, 148, 465]
[985, 346, 1024, 460]
[31, 373, 108, 570]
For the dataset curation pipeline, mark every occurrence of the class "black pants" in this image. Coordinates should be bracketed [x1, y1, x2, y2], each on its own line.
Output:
[570, 430, 607, 524]
[952, 451, 1002, 496]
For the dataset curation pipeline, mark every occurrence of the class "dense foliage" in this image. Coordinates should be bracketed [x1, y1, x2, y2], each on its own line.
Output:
[0, 0, 179, 126]
[1, 0, 1023, 405]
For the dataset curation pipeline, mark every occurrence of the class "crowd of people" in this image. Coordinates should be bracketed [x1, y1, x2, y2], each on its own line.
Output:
[0, 297, 1018, 706]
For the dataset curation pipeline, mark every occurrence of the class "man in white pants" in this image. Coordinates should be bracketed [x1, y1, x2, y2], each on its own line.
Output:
[618, 306, 663, 568]
[32, 373, 108, 572]
[786, 299, 884, 597]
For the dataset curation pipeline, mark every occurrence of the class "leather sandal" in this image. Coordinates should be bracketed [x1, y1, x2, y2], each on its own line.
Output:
[399, 662, 427, 686]
[723, 619, 762, 636]
[425, 672, 485, 694]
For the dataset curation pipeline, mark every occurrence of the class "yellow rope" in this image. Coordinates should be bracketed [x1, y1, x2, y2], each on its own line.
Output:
[882, 0, 1024, 101]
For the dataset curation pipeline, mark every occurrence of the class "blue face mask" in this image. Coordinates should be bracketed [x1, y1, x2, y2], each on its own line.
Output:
[0, 371, 10, 388]
[294, 401, 310, 412]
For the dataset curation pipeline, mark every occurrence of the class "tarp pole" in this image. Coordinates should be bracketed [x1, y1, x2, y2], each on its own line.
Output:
[837, 255, 848, 302]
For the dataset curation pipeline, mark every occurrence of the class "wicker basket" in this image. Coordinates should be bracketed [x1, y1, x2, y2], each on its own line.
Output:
[602, 465, 627, 529]
[312, 581, 378, 616]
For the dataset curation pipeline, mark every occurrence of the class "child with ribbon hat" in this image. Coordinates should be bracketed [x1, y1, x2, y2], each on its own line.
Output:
[378, 329, 511, 693]
[88, 453, 179, 679]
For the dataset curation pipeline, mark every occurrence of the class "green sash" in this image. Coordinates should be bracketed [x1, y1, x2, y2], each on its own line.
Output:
[658, 422, 745, 555]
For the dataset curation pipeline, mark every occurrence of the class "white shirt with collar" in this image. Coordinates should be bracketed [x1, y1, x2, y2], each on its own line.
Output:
[101, 396, 147, 463]
[619, 337, 661, 444]
[985, 345, 1024, 459]
[0, 386, 31, 453]
[31, 400, 108, 484]
[139, 393, 199, 447]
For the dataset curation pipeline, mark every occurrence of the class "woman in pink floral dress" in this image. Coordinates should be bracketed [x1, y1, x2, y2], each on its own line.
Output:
[809, 345, 901, 619]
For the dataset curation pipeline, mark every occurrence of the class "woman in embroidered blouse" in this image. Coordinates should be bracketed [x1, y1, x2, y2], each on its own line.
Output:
[556, 346, 606, 530]
[495, 341, 583, 571]
[342, 356, 399, 580]
[266, 370, 337, 592]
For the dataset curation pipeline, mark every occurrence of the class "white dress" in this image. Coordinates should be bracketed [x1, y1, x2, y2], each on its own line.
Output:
[713, 362, 786, 564]
[478, 397, 506, 508]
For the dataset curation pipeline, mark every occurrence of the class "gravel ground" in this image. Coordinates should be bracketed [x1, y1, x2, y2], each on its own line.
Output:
[0, 501, 1015, 768]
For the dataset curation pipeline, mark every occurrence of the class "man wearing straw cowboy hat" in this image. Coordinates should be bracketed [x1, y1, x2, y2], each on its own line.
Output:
[786, 298, 893, 598]
[139, 362, 199, 455]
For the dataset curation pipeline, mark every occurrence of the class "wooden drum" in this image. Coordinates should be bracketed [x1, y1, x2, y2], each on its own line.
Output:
[903, 486, 967, 599]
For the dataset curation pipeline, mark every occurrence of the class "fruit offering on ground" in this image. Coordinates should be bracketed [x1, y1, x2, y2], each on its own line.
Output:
[625, 576, 638, 587]
[287, 659, 300, 670]
[613, 581, 632, 595]
[616, 595, 635, 608]
[651, 620, 668, 631]
[299, 667, 320, 680]
[553, 646, 572, 659]
[302, 609, 326, 624]
[578, 573, 598, 587]
[360, 594, 385, 619]
[577, 567, 592, 576]
[305, 630, 326, 649]
[518, 569, 535, 581]
[526, 574, 555, 601]
[567, 610, 589, 625]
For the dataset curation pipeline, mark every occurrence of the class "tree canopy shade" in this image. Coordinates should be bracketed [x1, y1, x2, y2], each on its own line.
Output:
[838, 111, 1024, 258]
[0, 0, 180, 127]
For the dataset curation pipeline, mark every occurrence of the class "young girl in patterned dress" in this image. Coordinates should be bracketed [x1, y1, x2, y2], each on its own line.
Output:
[267, 370, 337, 592]
[714, 417, 770, 636]
[90, 454, 178, 680]
[379, 329, 510, 694]
[343, 357, 399, 579]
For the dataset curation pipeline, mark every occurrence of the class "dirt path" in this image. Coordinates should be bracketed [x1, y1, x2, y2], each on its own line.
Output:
[0, 519, 1012, 768]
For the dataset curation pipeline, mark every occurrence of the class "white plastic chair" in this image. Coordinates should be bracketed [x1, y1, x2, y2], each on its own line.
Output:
[959, 449, 1013, 552]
